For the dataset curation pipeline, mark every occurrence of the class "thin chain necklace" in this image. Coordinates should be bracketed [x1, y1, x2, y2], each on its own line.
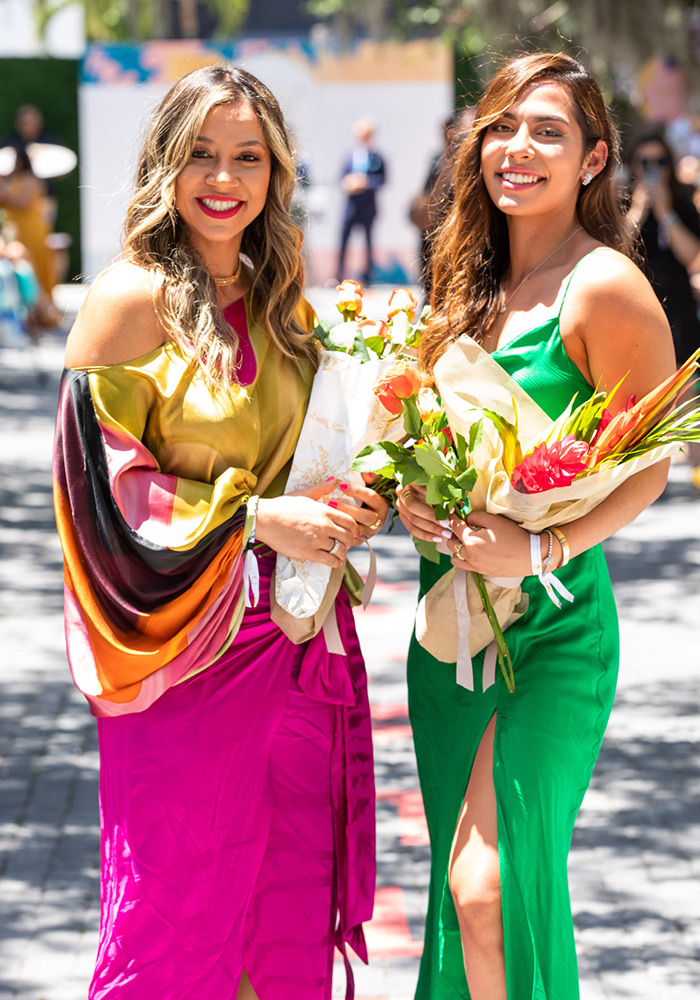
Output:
[211, 259, 242, 288]
[499, 226, 583, 314]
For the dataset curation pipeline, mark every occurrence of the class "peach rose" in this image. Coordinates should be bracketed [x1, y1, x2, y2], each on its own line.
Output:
[374, 359, 422, 415]
[387, 287, 418, 323]
[358, 318, 389, 341]
[336, 279, 365, 318]
[416, 386, 441, 422]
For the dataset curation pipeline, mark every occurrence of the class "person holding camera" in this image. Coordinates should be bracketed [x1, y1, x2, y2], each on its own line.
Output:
[626, 133, 700, 365]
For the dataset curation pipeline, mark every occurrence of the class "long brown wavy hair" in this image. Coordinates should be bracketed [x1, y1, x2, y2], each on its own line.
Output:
[122, 64, 315, 387]
[421, 52, 631, 373]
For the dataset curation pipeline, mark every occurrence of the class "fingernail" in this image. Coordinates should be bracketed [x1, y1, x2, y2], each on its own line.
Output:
[325, 476, 335, 481]
[438, 519, 450, 527]
[356, 530, 361, 537]
[339, 482, 349, 490]
[442, 530, 452, 539]
[328, 500, 339, 508]
[432, 535, 443, 543]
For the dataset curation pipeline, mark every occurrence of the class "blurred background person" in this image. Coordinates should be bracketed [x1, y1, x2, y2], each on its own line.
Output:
[625, 132, 700, 488]
[625, 132, 700, 365]
[0, 148, 56, 300]
[0, 226, 41, 346]
[337, 116, 386, 284]
[410, 107, 474, 296]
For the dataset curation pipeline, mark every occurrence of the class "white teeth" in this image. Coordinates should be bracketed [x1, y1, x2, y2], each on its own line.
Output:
[200, 198, 241, 211]
[501, 172, 541, 185]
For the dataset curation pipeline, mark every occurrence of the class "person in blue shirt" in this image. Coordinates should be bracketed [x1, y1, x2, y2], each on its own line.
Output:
[337, 117, 386, 284]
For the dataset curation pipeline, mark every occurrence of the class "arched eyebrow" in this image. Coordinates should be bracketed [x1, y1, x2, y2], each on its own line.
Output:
[501, 111, 570, 125]
[194, 136, 267, 148]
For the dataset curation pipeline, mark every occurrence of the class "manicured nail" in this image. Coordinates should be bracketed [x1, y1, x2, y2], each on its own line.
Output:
[438, 519, 450, 527]
[356, 530, 362, 537]
[442, 530, 453, 539]
[339, 482, 349, 491]
[432, 535, 443, 543]
[325, 476, 335, 482]
[328, 500, 339, 508]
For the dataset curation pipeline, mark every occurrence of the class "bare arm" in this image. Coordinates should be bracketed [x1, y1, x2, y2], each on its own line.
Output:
[400, 250, 677, 575]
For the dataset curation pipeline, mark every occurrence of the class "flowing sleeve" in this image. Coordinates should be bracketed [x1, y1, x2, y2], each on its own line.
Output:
[53, 366, 256, 717]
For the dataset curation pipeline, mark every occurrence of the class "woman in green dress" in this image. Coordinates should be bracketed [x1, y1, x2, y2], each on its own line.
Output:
[397, 53, 676, 1000]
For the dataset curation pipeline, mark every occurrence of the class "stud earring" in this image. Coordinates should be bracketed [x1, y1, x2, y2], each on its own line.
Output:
[582, 172, 593, 186]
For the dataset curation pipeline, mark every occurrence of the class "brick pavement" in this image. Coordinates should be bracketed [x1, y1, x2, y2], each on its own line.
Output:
[1, 294, 699, 999]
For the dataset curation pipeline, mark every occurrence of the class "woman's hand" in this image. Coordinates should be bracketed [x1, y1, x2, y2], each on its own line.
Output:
[396, 484, 454, 548]
[255, 480, 357, 568]
[327, 481, 390, 545]
[448, 510, 533, 578]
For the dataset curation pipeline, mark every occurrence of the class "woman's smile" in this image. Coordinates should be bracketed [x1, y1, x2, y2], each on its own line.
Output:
[196, 196, 244, 218]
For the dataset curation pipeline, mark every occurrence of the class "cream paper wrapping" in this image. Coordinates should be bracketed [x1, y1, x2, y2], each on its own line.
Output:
[415, 335, 680, 679]
[273, 350, 404, 641]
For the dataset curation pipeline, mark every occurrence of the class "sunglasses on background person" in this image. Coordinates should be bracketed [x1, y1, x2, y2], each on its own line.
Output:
[634, 156, 670, 171]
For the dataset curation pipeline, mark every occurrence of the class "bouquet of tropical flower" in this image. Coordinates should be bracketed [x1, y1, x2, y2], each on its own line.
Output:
[353, 335, 700, 691]
[271, 280, 428, 648]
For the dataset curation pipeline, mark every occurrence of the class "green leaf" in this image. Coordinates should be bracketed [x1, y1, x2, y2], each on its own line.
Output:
[455, 466, 478, 493]
[413, 536, 441, 563]
[351, 440, 408, 474]
[396, 461, 429, 487]
[402, 397, 423, 439]
[351, 331, 371, 361]
[425, 477, 443, 506]
[414, 441, 453, 477]
[468, 419, 484, 454]
[455, 431, 468, 466]
[363, 335, 386, 357]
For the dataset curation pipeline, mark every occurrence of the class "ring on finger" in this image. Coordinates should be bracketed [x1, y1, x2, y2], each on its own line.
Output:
[370, 516, 382, 530]
[329, 538, 341, 556]
[452, 541, 464, 560]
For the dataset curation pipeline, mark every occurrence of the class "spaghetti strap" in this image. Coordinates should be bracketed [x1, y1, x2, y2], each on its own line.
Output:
[557, 245, 608, 318]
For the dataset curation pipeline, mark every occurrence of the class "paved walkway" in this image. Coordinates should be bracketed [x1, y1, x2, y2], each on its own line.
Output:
[1, 289, 699, 999]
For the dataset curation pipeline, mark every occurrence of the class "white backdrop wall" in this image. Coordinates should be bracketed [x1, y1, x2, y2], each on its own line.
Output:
[79, 38, 453, 284]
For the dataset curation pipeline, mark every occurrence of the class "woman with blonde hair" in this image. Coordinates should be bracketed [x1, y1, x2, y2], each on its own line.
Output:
[53, 64, 386, 1000]
[397, 53, 675, 999]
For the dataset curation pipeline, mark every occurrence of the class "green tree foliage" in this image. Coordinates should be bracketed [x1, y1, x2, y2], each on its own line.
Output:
[35, 0, 250, 42]
[306, 0, 700, 98]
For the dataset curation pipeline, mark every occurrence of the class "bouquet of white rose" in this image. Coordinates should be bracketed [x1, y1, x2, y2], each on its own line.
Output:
[270, 280, 428, 650]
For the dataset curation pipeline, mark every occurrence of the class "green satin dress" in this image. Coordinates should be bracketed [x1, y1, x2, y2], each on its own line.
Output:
[408, 283, 620, 1000]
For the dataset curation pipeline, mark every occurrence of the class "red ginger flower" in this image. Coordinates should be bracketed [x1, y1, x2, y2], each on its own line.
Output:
[374, 359, 422, 415]
[512, 434, 590, 494]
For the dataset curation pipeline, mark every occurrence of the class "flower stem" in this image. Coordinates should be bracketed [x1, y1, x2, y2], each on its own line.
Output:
[471, 571, 516, 693]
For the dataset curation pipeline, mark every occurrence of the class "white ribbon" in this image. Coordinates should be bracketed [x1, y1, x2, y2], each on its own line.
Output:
[529, 532, 575, 610]
[322, 605, 346, 655]
[453, 569, 474, 690]
[243, 547, 260, 608]
[453, 570, 523, 692]
[319, 540, 377, 657]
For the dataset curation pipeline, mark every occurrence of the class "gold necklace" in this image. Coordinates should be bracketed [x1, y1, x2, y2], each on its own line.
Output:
[499, 226, 583, 314]
[211, 259, 242, 288]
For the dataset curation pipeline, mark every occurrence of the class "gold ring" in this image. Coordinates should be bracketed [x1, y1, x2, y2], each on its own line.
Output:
[371, 517, 382, 530]
[452, 541, 464, 559]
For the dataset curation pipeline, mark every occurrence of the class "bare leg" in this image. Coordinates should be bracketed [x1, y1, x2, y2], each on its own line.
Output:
[235, 970, 261, 1000]
[448, 714, 506, 1000]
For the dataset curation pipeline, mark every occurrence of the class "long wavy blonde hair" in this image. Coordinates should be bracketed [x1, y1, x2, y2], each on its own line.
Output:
[122, 64, 315, 386]
[421, 52, 632, 373]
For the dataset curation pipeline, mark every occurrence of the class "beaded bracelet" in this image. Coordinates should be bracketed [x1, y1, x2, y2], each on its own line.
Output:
[549, 526, 570, 567]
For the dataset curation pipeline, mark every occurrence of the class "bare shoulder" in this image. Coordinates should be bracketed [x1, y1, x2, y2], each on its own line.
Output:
[64, 260, 166, 369]
[565, 247, 666, 330]
[563, 246, 676, 396]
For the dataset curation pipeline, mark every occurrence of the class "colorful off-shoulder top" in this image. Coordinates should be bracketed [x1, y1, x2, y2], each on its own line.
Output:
[53, 295, 316, 717]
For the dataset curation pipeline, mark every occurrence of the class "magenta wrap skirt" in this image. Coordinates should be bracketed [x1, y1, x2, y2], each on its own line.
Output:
[90, 549, 375, 1000]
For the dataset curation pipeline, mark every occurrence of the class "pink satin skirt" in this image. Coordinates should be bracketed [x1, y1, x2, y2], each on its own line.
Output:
[90, 550, 375, 1000]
